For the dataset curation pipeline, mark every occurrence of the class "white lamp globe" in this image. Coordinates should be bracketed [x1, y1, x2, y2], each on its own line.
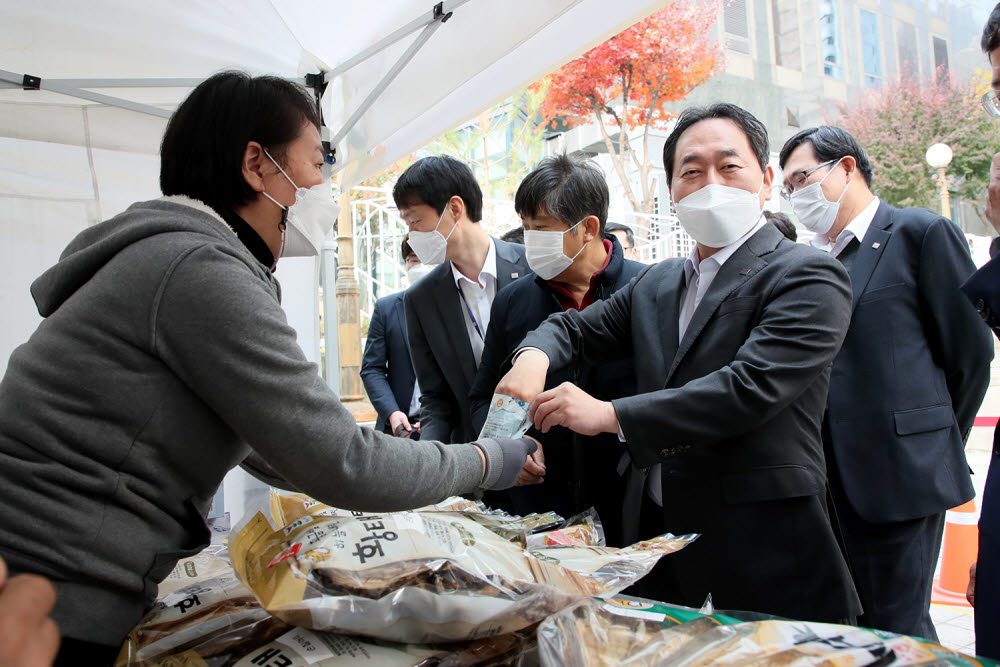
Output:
[925, 143, 953, 169]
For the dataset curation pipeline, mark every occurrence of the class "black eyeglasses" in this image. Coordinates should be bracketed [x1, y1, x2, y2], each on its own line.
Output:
[779, 160, 837, 200]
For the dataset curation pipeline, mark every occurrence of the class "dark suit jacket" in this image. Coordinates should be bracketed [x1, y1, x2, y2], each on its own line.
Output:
[469, 235, 642, 545]
[404, 237, 529, 443]
[518, 223, 860, 622]
[961, 253, 1000, 656]
[361, 291, 415, 433]
[826, 202, 992, 523]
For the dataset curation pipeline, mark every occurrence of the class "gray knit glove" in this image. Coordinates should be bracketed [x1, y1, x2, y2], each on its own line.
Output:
[475, 437, 538, 490]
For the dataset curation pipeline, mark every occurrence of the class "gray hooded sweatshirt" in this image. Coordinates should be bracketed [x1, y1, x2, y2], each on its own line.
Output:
[0, 197, 487, 645]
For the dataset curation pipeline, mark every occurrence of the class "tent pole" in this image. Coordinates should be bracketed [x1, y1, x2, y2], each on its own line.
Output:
[0, 69, 173, 118]
[329, 17, 446, 149]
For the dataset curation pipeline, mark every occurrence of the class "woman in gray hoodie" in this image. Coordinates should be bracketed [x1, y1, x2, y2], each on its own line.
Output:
[0, 71, 535, 664]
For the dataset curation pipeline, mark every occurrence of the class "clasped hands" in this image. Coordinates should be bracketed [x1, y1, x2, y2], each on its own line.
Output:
[495, 349, 620, 487]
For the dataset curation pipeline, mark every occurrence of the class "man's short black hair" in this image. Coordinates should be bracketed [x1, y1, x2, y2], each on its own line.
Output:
[514, 154, 609, 234]
[763, 210, 797, 242]
[500, 226, 524, 244]
[392, 156, 483, 222]
[662, 103, 769, 187]
[160, 71, 321, 215]
[605, 222, 635, 248]
[401, 234, 415, 262]
[778, 126, 874, 188]
[983, 3, 1000, 53]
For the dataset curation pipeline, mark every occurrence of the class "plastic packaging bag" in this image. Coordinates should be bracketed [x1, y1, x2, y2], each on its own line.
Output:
[478, 394, 532, 440]
[230, 507, 697, 644]
[538, 605, 990, 667]
[537, 597, 740, 666]
[526, 509, 605, 550]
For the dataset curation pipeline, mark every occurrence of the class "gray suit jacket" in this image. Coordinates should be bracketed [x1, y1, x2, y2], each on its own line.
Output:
[518, 223, 861, 621]
[827, 202, 993, 522]
[404, 237, 528, 443]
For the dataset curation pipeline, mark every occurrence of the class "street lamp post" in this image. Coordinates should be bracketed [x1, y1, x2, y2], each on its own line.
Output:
[925, 142, 953, 220]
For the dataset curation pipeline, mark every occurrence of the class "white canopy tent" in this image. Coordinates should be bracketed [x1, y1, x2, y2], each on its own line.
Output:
[2, 0, 670, 521]
[1, 0, 668, 378]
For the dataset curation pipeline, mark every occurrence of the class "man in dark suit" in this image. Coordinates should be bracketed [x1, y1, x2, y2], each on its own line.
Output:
[395, 156, 529, 443]
[957, 8, 1000, 658]
[361, 237, 429, 438]
[779, 126, 993, 639]
[470, 155, 643, 545]
[495, 103, 860, 622]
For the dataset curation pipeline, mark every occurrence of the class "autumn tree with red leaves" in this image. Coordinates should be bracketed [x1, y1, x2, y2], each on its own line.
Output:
[535, 0, 723, 214]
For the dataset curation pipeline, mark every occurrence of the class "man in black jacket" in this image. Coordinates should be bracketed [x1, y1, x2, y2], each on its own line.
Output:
[470, 155, 642, 545]
[396, 156, 529, 443]
[779, 126, 992, 639]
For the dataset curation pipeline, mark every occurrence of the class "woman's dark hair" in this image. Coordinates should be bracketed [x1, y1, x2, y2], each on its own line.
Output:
[983, 3, 1000, 53]
[662, 103, 769, 187]
[778, 126, 874, 188]
[160, 71, 321, 214]
[392, 156, 484, 222]
[514, 153, 608, 234]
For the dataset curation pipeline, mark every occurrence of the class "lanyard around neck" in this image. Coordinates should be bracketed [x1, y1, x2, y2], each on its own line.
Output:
[456, 284, 485, 341]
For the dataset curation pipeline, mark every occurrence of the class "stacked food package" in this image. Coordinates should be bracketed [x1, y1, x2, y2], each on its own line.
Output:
[115, 493, 694, 666]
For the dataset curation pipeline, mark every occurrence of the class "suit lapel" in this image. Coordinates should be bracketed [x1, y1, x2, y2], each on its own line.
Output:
[655, 262, 686, 380]
[433, 265, 478, 385]
[848, 202, 892, 312]
[665, 227, 774, 384]
[494, 238, 525, 289]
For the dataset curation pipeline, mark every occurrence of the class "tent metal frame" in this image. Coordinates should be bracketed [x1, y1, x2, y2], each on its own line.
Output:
[0, 0, 464, 138]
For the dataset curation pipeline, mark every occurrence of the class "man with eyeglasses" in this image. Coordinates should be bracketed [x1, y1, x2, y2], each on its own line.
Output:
[778, 126, 993, 640]
[956, 5, 1000, 658]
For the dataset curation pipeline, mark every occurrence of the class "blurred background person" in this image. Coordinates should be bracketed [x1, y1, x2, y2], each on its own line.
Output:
[361, 236, 432, 439]
[606, 222, 638, 260]
[763, 210, 797, 242]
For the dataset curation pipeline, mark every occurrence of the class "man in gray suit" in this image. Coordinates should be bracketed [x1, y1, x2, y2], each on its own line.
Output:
[496, 103, 860, 622]
[396, 156, 529, 443]
[780, 126, 993, 639]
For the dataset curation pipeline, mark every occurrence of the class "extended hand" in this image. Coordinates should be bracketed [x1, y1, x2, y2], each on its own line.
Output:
[495, 349, 549, 403]
[0, 557, 60, 667]
[986, 153, 1000, 236]
[516, 437, 546, 486]
[389, 411, 414, 438]
[529, 382, 619, 436]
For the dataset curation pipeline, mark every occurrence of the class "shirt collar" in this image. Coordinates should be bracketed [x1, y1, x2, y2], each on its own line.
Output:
[684, 214, 767, 284]
[451, 236, 498, 287]
[810, 196, 880, 253]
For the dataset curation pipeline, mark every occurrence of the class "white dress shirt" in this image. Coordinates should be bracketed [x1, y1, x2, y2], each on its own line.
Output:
[810, 197, 880, 257]
[646, 215, 769, 505]
[451, 237, 498, 366]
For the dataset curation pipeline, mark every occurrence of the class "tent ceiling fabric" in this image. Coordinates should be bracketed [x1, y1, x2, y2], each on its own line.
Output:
[1, 0, 668, 181]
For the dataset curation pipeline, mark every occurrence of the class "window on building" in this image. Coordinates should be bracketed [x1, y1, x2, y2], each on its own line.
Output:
[859, 9, 882, 88]
[933, 35, 950, 78]
[772, 1, 801, 69]
[897, 21, 919, 75]
[725, 0, 751, 55]
[819, 0, 843, 80]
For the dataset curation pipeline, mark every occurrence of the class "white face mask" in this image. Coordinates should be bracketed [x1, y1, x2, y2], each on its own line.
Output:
[524, 218, 587, 280]
[406, 263, 434, 285]
[262, 150, 340, 260]
[788, 158, 848, 236]
[406, 208, 456, 265]
[672, 180, 765, 248]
